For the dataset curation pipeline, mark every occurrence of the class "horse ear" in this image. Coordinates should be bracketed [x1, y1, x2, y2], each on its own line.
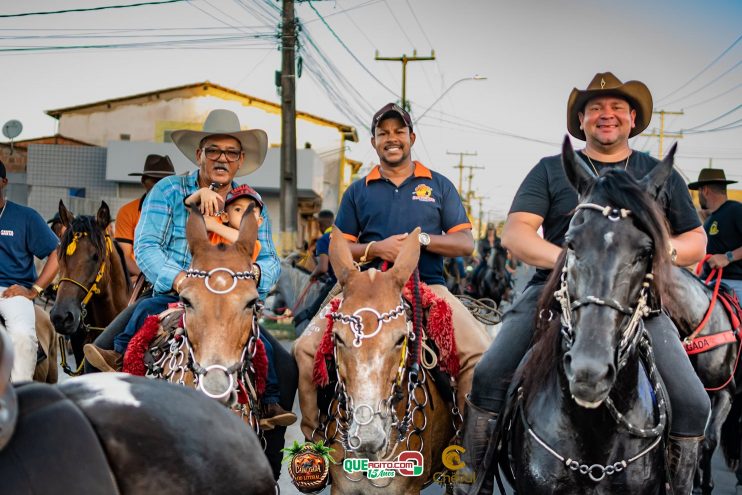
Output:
[185, 204, 210, 252]
[58, 199, 74, 227]
[389, 227, 421, 287]
[329, 226, 356, 286]
[234, 203, 258, 261]
[639, 143, 676, 200]
[96, 201, 111, 229]
[561, 135, 595, 198]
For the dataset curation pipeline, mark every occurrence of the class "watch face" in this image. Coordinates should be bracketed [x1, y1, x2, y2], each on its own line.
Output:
[419, 233, 430, 246]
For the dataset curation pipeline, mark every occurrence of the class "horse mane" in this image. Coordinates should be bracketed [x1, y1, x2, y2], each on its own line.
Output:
[59, 215, 108, 266]
[520, 168, 676, 405]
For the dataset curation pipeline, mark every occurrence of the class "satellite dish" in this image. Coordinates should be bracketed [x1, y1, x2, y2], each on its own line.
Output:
[2, 120, 22, 140]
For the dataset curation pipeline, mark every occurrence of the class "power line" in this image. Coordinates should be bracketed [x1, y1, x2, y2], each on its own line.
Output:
[0, 0, 187, 18]
[682, 104, 741, 131]
[672, 117, 742, 134]
[656, 34, 742, 103]
[663, 58, 742, 107]
[305, 0, 398, 97]
[683, 81, 742, 110]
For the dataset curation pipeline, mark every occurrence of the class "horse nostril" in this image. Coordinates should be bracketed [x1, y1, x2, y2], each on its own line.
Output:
[563, 353, 574, 379]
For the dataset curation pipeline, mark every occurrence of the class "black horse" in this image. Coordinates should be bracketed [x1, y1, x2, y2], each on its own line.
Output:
[0, 330, 275, 494]
[469, 242, 511, 307]
[494, 138, 677, 494]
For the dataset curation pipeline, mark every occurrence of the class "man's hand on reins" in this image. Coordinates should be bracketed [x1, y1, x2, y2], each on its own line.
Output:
[369, 233, 409, 262]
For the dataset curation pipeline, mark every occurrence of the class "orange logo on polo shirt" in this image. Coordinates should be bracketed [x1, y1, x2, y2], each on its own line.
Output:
[413, 184, 435, 203]
[709, 221, 719, 236]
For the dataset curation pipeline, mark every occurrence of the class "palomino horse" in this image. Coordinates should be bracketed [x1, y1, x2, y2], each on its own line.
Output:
[50, 200, 130, 374]
[667, 266, 741, 494]
[0, 328, 275, 494]
[316, 227, 455, 494]
[495, 139, 675, 494]
[140, 205, 296, 479]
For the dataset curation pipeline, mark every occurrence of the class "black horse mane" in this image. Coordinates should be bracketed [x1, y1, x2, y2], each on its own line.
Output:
[59, 215, 131, 289]
[520, 169, 676, 403]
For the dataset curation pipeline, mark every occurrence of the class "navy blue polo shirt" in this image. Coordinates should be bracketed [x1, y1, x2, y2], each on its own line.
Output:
[335, 161, 471, 286]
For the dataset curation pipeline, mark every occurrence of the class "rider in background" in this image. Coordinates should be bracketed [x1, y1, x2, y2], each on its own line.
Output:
[293, 103, 491, 441]
[457, 73, 710, 495]
[0, 159, 59, 382]
[309, 210, 336, 284]
[114, 154, 175, 281]
[470, 222, 498, 292]
[689, 167, 742, 296]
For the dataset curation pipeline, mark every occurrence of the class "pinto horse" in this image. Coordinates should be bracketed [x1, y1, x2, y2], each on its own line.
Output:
[138, 205, 296, 479]
[667, 266, 741, 494]
[50, 200, 130, 373]
[316, 227, 455, 494]
[494, 139, 677, 494]
[0, 329, 275, 495]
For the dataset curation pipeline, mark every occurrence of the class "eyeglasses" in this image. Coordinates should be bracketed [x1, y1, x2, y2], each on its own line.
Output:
[201, 147, 243, 162]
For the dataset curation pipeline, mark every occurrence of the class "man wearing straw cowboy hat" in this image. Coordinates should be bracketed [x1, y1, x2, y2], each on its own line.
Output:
[690, 167, 742, 296]
[457, 72, 710, 495]
[114, 154, 175, 279]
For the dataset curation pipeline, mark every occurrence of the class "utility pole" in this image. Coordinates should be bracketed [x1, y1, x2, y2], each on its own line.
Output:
[464, 164, 485, 216]
[641, 109, 683, 159]
[375, 49, 435, 110]
[473, 194, 488, 239]
[280, 0, 298, 255]
[446, 150, 477, 198]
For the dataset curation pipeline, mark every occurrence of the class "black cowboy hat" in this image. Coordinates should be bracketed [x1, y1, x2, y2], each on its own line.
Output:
[128, 154, 175, 179]
[567, 72, 653, 141]
[687, 168, 738, 190]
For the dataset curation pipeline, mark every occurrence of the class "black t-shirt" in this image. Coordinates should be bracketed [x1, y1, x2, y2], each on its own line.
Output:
[704, 200, 742, 280]
[509, 150, 701, 285]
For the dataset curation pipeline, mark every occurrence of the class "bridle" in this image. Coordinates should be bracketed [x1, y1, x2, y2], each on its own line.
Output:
[522, 201, 668, 484]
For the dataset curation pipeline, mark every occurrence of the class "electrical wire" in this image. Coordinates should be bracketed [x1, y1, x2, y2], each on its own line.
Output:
[656, 34, 742, 103]
[683, 81, 742, 110]
[682, 104, 741, 131]
[662, 59, 742, 107]
[0, 0, 187, 18]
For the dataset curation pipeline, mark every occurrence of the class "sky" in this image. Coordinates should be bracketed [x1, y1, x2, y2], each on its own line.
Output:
[1, 0, 740, 221]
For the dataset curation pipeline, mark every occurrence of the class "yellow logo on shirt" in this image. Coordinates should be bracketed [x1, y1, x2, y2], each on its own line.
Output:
[709, 221, 719, 236]
[413, 184, 435, 203]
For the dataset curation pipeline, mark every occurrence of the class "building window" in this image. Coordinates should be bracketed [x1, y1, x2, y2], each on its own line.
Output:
[120, 134, 131, 141]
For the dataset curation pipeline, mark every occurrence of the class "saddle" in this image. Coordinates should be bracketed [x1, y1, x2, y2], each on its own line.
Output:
[0, 383, 119, 494]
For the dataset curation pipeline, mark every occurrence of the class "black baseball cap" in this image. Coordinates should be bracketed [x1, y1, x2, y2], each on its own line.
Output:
[0, 159, 6, 179]
[371, 103, 413, 135]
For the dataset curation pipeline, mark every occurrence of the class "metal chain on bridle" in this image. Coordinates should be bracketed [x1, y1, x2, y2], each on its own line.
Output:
[312, 270, 464, 487]
[145, 266, 266, 446]
[524, 202, 668, 483]
[55, 232, 114, 376]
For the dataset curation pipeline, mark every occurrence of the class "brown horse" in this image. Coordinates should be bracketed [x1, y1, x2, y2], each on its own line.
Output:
[317, 227, 455, 495]
[50, 200, 130, 374]
[145, 205, 263, 419]
[31, 307, 58, 383]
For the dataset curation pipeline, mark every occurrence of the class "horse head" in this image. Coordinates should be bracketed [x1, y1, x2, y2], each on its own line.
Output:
[51, 200, 115, 335]
[559, 136, 675, 408]
[329, 227, 420, 459]
[179, 204, 259, 406]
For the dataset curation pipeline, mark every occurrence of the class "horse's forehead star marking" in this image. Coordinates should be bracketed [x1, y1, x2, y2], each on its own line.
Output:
[604, 231, 615, 247]
[73, 374, 142, 408]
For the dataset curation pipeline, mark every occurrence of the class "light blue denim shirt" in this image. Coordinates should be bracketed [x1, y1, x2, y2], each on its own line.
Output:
[134, 169, 280, 299]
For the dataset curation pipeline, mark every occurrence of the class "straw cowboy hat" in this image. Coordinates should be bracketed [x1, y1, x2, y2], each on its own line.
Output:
[687, 168, 738, 190]
[567, 72, 653, 141]
[128, 154, 175, 178]
[171, 109, 268, 177]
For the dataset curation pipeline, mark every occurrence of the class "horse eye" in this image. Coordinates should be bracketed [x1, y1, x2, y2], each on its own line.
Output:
[180, 296, 193, 308]
[334, 333, 345, 347]
[245, 298, 257, 310]
[91, 252, 99, 262]
[395, 335, 406, 347]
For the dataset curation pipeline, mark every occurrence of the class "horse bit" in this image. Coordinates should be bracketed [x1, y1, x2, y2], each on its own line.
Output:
[525, 202, 668, 483]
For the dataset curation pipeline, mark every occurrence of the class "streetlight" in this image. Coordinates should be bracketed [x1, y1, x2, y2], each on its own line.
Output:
[413, 75, 487, 124]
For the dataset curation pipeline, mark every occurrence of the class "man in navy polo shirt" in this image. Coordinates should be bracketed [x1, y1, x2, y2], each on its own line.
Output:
[293, 103, 491, 440]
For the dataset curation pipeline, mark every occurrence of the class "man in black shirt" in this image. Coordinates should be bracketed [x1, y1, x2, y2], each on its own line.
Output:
[457, 73, 710, 495]
[690, 167, 742, 295]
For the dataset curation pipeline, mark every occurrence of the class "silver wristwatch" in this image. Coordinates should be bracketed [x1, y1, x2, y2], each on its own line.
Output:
[726, 251, 735, 263]
[418, 232, 431, 247]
